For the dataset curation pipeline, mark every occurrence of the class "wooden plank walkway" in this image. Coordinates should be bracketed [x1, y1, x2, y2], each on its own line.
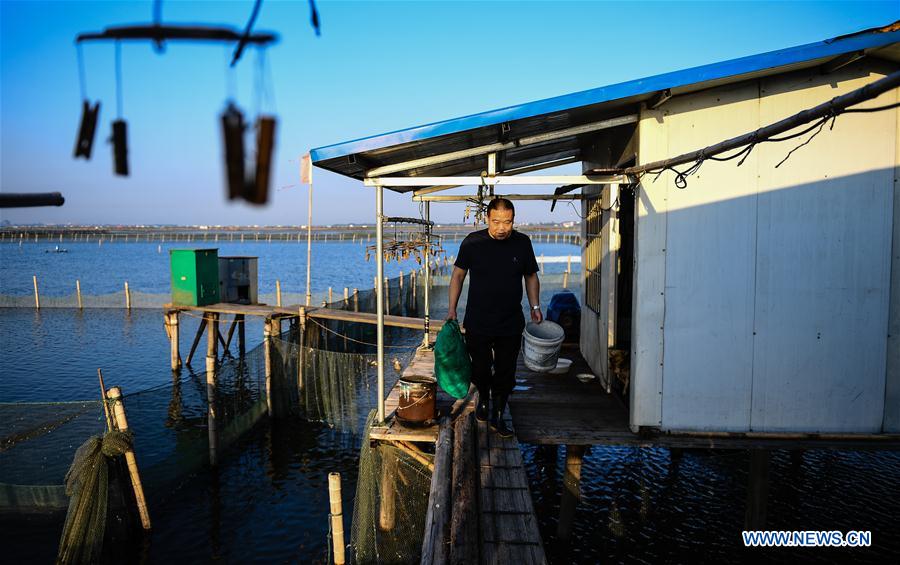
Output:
[477, 413, 547, 564]
[509, 345, 900, 449]
[509, 345, 633, 445]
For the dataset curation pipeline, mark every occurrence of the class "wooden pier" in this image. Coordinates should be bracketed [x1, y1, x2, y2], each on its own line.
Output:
[395, 342, 900, 561]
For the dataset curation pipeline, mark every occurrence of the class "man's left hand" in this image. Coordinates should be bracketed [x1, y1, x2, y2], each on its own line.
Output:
[531, 308, 543, 323]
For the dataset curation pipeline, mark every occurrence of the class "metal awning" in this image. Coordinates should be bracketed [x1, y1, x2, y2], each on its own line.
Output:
[311, 22, 900, 191]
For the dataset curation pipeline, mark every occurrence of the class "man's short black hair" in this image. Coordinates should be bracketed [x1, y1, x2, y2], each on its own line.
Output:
[487, 197, 515, 217]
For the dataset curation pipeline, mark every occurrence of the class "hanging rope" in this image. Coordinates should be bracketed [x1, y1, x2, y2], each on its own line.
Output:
[231, 0, 263, 66]
[56, 430, 133, 565]
[114, 41, 123, 119]
[308, 317, 419, 350]
[76, 43, 88, 101]
[309, 0, 321, 36]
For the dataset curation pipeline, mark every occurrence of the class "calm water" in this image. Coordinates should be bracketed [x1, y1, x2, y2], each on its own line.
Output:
[2, 239, 898, 563]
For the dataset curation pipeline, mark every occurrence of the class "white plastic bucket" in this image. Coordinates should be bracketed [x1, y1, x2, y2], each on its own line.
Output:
[522, 321, 565, 372]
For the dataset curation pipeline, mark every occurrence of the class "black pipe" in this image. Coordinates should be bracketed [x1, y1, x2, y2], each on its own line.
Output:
[0, 192, 65, 208]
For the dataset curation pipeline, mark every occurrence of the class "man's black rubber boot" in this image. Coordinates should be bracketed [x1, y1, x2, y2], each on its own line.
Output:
[490, 394, 514, 438]
[475, 391, 489, 423]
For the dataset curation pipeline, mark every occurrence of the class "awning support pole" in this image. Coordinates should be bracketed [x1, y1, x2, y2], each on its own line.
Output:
[376, 184, 386, 423]
[305, 163, 314, 306]
[422, 201, 431, 348]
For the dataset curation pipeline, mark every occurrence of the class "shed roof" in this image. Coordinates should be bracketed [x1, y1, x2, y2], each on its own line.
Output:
[311, 22, 900, 187]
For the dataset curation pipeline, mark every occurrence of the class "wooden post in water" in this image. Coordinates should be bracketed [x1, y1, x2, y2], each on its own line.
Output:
[328, 287, 334, 305]
[744, 449, 770, 530]
[567, 254, 572, 273]
[33, 275, 40, 309]
[563, 270, 569, 289]
[379, 448, 398, 532]
[343, 287, 349, 306]
[106, 386, 152, 530]
[264, 317, 274, 416]
[384, 277, 390, 315]
[167, 311, 181, 371]
[557, 444, 586, 542]
[237, 314, 246, 357]
[76, 280, 83, 310]
[276, 280, 282, 307]
[206, 313, 219, 466]
[352, 288, 359, 312]
[297, 307, 306, 393]
[328, 473, 346, 565]
[124, 281, 131, 310]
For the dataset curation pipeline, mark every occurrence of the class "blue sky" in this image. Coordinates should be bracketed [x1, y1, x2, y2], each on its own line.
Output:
[1, 0, 897, 226]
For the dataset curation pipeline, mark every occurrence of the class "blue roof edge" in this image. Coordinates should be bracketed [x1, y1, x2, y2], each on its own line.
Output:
[310, 27, 900, 164]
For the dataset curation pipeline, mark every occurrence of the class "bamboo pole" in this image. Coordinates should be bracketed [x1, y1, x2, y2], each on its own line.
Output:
[623, 69, 900, 177]
[97, 369, 112, 431]
[106, 386, 152, 530]
[33, 275, 40, 309]
[206, 313, 218, 466]
[124, 281, 131, 310]
[76, 280, 83, 310]
[329, 473, 346, 565]
[276, 280, 282, 307]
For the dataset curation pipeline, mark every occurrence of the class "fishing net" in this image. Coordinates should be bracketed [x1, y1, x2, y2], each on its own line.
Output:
[350, 411, 434, 564]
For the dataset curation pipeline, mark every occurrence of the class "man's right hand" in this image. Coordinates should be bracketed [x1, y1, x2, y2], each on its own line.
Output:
[447, 309, 457, 321]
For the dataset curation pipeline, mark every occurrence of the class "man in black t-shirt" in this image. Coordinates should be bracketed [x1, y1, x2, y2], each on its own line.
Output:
[448, 198, 541, 438]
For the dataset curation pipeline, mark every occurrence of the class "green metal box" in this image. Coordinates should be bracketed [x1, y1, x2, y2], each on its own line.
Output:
[170, 249, 220, 306]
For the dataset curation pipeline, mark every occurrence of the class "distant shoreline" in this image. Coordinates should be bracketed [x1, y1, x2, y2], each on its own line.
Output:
[0, 223, 579, 237]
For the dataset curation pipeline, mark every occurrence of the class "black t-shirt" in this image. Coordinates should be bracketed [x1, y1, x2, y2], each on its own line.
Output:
[454, 229, 539, 336]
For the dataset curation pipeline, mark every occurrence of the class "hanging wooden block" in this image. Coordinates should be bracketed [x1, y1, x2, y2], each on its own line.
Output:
[246, 116, 276, 205]
[221, 102, 246, 200]
[111, 119, 129, 176]
[74, 100, 100, 159]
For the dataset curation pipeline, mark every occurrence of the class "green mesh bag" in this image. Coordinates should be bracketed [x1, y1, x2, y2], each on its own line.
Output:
[434, 320, 471, 399]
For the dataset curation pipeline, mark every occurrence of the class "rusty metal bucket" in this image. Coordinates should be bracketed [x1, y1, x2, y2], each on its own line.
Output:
[396, 376, 436, 426]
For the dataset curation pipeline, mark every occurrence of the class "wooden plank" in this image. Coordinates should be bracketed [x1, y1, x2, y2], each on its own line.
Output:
[450, 406, 478, 565]
[163, 302, 444, 332]
[421, 417, 453, 565]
